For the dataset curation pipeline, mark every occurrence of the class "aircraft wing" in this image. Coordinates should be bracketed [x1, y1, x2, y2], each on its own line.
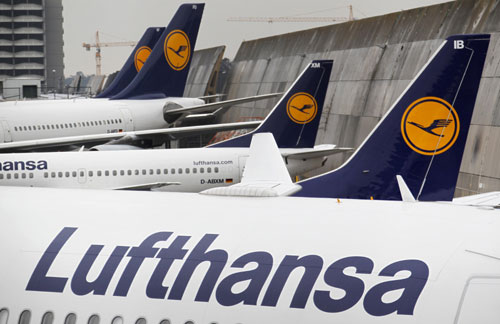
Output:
[0, 121, 261, 153]
[114, 182, 181, 191]
[164, 92, 282, 123]
[280, 144, 353, 159]
[452, 192, 500, 208]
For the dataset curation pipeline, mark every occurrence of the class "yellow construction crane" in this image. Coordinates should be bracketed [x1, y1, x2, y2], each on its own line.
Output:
[83, 31, 137, 76]
[228, 5, 355, 23]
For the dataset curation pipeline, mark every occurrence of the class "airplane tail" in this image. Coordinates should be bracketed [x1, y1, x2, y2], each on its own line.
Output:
[296, 34, 490, 201]
[111, 3, 204, 100]
[96, 27, 165, 98]
[209, 60, 332, 148]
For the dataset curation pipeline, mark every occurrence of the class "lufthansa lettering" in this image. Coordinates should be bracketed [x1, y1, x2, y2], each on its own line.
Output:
[0, 160, 47, 171]
[27, 227, 429, 316]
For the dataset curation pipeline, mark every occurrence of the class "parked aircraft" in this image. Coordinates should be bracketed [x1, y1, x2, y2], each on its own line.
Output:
[0, 163, 499, 323]
[293, 34, 490, 201]
[0, 60, 348, 190]
[0, 3, 279, 152]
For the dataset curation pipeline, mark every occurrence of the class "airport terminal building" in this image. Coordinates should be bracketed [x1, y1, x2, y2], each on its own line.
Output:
[0, 0, 63, 99]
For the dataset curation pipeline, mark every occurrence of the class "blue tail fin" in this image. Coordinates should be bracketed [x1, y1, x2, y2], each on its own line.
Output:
[296, 34, 490, 201]
[96, 27, 165, 98]
[209, 60, 332, 148]
[111, 3, 204, 100]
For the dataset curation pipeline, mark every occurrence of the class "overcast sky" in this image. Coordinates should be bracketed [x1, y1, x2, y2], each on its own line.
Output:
[62, 0, 452, 76]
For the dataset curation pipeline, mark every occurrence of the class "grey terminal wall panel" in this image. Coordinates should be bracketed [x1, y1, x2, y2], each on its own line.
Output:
[219, 0, 500, 197]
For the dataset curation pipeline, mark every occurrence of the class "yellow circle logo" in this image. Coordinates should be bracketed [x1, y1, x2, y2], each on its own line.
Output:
[401, 97, 460, 155]
[134, 46, 152, 72]
[286, 92, 318, 124]
[164, 29, 191, 71]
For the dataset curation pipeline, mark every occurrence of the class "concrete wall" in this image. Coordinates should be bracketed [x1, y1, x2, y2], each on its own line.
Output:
[184, 46, 225, 98]
[220, 0, 500, 197]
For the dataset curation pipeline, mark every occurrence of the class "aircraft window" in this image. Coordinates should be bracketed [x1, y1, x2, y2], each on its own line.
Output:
[88, 314, 100, 324]
[51, 125, 55, 129]
[0, 174, 3, 180]
[21, 173, 26, 179]
[23, 126, 27, 131]
[37, 125, 41, 130]
[193, 168, 197, 174]
[28, 126, 32, 131]
[6, 174, 10, 179]
[207, 167, 212, 173]
[0, 308, 9, 324]
[64, 313, 76, 324]
[18, 310, 31, 324]
[73, 123, 77, 127]
[64, 123, 68, 128]
[99, 121, 103, 125]
[91, 122, 94, 126]
[97, 171, 102, 176]
[178, 168, 183, 174]
[14, 126, 18, 131]
[200, 168, 204, 173]
[185, 168, 190, 174]
[184, 321, 194, 324]
[127, 170, 132, 176]
[65, 172, 70, 177]
[72, 171, 77, 177]
[113, 170, 117, 176]
[89, 171, 93, 177]
[149, 169, 154, 175]
[78, 122, 82, 127]
[111, 316, 123, 324]
[163, 169, 168, 174]
[105, 171, 110, 176]
[51, 172, 56, 178]
[60, 124, 64, 129]
[156, 169, 161, 175]
[85, 122, 89, 126]
[120, 170, 125, 176]
[94, 121, 98, 126]
[55, 125, 59, 129]
[80, 171, 85, 177]
[215, 167, 219, 173]
[110, 120, 114, 124]
[14, 173, 18, 179]
[135, 318, 146, 324]
[58, 172, 63, 178]
[142, 169, 147, 175]
[29, 173, 33, 179]
[119, 119, 122, 123]
[171, 168, 175, 174]
[133, 169, 138, 175]
[42, 125, 46, 130]
[41, 311, 54, 324]
[159, 320, 170, 324]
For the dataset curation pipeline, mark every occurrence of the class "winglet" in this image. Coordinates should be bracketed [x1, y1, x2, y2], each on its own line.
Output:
[201, 133, 301, 197]
[396, 175, 416, 202]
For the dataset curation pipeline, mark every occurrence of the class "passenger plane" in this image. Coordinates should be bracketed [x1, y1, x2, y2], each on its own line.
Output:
[0, 3, 279, 152]
[0, 60, 348, 190]
[1, 136, 500, 322]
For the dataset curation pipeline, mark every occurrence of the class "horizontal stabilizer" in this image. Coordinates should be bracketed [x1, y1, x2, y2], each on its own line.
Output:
[280, 144, 352, 160]
[0, 121, 261, 152]
[453, 192, 500, 208]
[164, 92, 282, 124]
[201, 133, 301, 197]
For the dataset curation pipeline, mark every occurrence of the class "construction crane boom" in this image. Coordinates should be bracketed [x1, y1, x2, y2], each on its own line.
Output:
[228, 5, 355, 24]
[82, 31, 137, 76]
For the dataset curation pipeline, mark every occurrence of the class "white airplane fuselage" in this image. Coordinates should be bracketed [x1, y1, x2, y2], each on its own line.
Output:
[0, 186, 499, 323]
[0, 147, 324, 191]
[0, 97, 203, 143]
